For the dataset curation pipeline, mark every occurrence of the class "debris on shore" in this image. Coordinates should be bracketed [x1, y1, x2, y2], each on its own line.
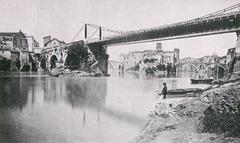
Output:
[132, 82, 240, 143]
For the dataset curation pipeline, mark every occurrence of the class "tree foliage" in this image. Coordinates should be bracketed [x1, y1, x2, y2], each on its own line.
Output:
[156, 64, 166, 71]
[40, 55, 47, 70]
[0, 58, 11, 71]
[65, 41, 89, 70]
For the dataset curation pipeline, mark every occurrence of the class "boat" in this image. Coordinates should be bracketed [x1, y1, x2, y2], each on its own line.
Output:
[190, 78, 213, 84]
[94, 73, 103, 77]
[48, 69, 60, 77]
[157, 88, 202, 95]
[156, 88, 203, 98]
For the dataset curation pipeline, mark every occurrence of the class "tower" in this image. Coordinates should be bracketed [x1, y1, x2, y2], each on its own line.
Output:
[156, 43, 162, 51]
[174, 48, 180, 63]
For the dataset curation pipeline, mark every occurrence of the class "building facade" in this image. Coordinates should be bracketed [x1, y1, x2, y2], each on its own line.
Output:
[26, 35, 40, 53]
[0, 30, 29, 71]
[120, 43, 180, 70]
[41, 36, 67, 69]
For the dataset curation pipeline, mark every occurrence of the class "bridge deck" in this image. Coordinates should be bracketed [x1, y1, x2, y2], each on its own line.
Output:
[87, 12, 240, 46]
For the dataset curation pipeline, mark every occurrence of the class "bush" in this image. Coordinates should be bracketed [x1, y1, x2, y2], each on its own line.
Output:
[156, 64, 166, 71]
[203, 105, 240, 136]
[65, 41, 89, 70]
[21, 65, 31, 71]
[0, 58, 11, 71]
[201, 83, 240, 137]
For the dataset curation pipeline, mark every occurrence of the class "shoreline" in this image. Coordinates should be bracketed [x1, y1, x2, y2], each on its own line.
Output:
[132, 82, 240, 143]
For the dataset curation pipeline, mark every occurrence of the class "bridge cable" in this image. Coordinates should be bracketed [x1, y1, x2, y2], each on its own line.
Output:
[71, 25, 84, 42]
[86, 23, 127, 34]
[184, 2, 240, 25]
[87, 28, 100, 41]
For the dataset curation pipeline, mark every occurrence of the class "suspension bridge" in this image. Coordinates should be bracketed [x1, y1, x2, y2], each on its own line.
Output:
[64, 3, 240, 74]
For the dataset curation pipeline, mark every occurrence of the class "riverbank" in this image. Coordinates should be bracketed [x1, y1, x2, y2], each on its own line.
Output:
[132, 82, 240, 143]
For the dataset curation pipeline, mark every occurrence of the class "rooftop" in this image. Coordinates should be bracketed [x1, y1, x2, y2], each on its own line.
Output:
[0, 31, 25, 37]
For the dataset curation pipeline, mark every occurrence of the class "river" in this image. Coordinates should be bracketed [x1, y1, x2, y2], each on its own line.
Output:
[0, 71, 209, 143]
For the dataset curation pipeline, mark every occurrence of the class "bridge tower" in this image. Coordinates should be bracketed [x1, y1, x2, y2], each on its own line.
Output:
[82, 24, 126, 75]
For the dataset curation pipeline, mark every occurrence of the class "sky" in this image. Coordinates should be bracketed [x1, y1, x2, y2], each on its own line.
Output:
[0, 0, 239, 60]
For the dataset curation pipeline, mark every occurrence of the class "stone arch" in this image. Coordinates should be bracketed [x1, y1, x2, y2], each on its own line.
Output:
[205, 64, 227, 71]
[49, 55, 58, 69]
[198, 64, 206, 71]
[178, 63, 199, 72]
[205, 64, 227, 79]
[63, 53, 69, 66]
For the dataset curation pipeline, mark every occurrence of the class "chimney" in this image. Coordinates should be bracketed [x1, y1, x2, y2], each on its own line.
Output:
[156, 43, 162, 51]
[43, 36, 51, 46]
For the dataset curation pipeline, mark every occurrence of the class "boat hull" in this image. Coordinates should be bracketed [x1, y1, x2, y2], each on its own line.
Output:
[191, 79, 213, 84]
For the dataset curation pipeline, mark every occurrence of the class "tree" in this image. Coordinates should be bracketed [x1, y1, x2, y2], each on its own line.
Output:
[156, 63, 166, 71]
[0, 58, 11, 71]
[40, 55, 47, 70]
[143, 58, 150, 64]
[149, 58, 157, 63]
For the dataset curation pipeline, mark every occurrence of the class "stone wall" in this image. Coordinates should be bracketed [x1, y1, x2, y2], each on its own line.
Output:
[233, 32, 240, 73]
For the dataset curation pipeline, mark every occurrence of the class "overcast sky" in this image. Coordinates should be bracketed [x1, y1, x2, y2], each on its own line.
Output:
[0, 0, 239, 60]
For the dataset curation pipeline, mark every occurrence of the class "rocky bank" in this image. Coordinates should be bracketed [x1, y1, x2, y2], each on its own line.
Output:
[132, 82, 240, 143]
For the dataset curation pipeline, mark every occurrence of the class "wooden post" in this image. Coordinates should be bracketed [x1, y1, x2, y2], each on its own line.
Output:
[99, 27, 102, 40]
[84, 24, 88, 40]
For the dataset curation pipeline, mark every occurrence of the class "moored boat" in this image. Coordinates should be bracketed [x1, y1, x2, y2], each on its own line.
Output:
[48, 69, 60, 77]
[157, 88, 202, 95]
[156, 87, 204, 98]
[190, 78, 213, 84]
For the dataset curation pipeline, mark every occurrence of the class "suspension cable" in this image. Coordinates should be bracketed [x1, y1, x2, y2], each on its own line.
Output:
[87, 28, 99, 41]
[71, 26, 84, 42]
[86, 23, 127, 34]
[185, 2, 240, 24]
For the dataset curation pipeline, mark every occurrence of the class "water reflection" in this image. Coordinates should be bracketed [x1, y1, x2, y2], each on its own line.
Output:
[0, 76, 32, 143]
[65, 77, 107, 108]
[0, 71, 209, 143]
[0, 77, 28, 109]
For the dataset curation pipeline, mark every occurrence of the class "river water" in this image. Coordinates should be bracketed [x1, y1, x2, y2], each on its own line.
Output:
[0, 71, 209, 143]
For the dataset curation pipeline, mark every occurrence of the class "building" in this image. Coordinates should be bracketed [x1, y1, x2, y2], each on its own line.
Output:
[0, 30, 29, 70]
[25, 34, 40, 53]
[226, 47, 236, 67]
[218, 56, 227, 65]
[120, 43, 180, 70]
[41, 36, 66, 69]
[0, 30, 28, 56]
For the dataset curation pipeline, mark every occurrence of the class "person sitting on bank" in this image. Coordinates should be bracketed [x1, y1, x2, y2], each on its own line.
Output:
[162, 82, 167, 99]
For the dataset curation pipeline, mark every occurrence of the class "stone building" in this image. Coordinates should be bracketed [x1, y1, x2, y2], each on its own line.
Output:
[120, 43, 180, 70]
[26, 34, 40, 53]
[25, 34, 41, 71]
[0, 30, 29, 71]
[41, 36, 66, 69]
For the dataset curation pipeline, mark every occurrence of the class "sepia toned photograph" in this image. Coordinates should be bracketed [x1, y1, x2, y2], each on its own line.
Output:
[0, 0, 240, 143]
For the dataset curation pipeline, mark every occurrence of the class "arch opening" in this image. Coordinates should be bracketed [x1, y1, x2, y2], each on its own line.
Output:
[50, 55, 58, 70]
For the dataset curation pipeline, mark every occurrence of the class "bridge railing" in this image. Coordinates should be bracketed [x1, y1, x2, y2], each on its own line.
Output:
[87, 11, 240, 45]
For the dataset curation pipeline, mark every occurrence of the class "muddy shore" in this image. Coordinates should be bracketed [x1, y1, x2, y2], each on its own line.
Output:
[131, 82, 240, 143]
